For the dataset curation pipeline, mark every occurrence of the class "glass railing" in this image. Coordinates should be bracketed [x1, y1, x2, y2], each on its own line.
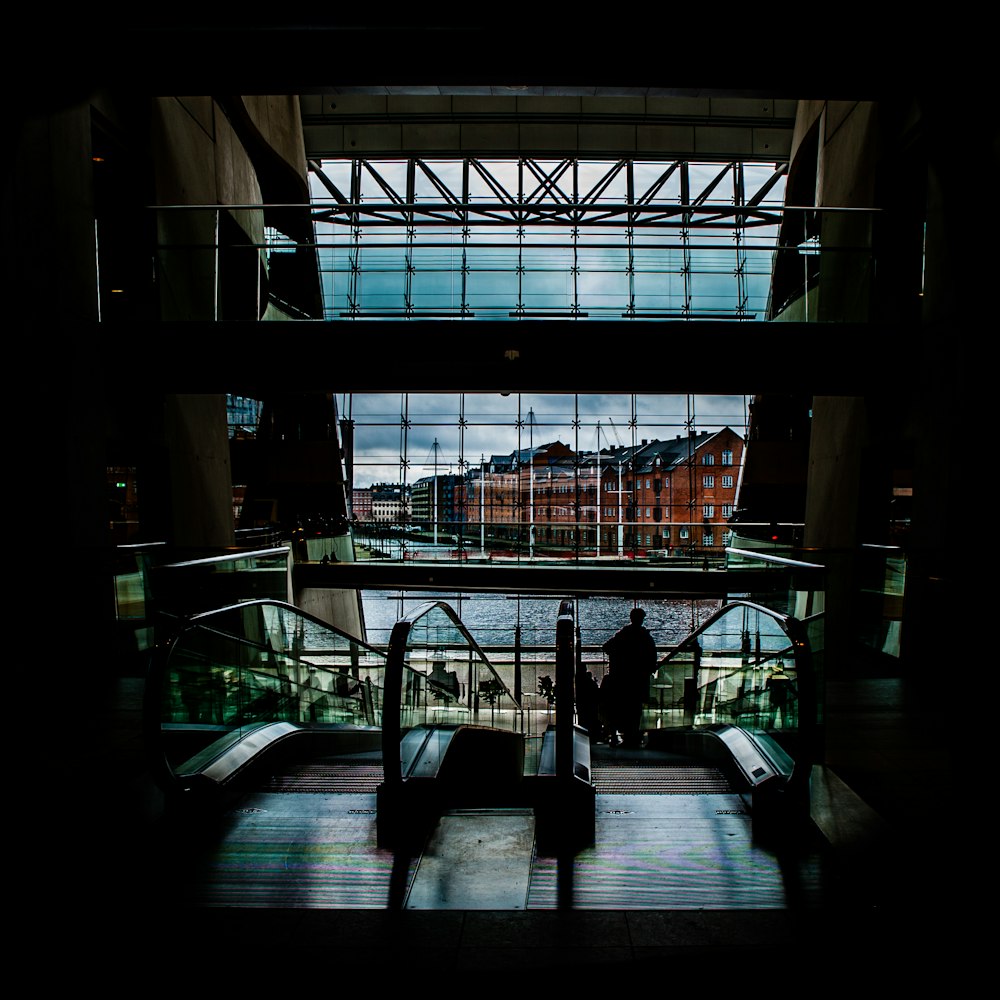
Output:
[149, 547, 291, 618]
[146, 600, 387, 788]
[381, 601, 523, 784]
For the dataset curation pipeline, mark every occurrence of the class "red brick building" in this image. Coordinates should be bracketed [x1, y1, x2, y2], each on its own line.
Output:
[599, 428, 744, 556]
[461, 431, 743, 557]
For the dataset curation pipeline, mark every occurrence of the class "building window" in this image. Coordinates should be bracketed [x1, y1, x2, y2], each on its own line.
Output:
[703, 531, 714, 546]
[645, 478, 651, 489]
[702, 454, 715, 466]
[663, 528, 670, 542]
[721, 530, 732, 546]
[722, 503, 733, 518]
[703, 475, 714, 488]
[646, 507, 651, 518]
[722, 449, 733, 466]
[679, 526, 689, 539]
[703, 504, 714, 517]
[645, 534, 651, 546]
[722, 475, 734, 488]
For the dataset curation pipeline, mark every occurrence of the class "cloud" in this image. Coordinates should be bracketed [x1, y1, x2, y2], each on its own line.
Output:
[348, 393, 747, 486]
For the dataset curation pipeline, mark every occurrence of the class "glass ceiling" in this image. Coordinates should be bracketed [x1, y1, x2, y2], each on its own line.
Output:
[309, 158, 787, 321]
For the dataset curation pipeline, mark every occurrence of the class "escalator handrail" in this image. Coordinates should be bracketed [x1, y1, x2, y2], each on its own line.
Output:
[392, 600, 519, 707]
[656, 599, 794, 666]
[155, 546, 290, 568]
[382, 600, 521, 785]
[555, 598, 575, 782]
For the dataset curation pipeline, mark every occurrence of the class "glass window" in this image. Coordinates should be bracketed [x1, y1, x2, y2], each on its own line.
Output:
[703, 475, 715, 488]
[702, 454, 715, 465]
[722, 503, 733, 517]
[722, 450, 733, 466]
[722, 475, 734, 488]
[703, 531, 714, 546]
[646, 478, 651, 489]
[703, 504, 714, 517]
[646, 507, 651, 517]
[679, 526, 689, 539]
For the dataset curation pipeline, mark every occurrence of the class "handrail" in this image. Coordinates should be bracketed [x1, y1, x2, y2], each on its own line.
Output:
[555, 599, 575, 782]
[657, 599, 792, 665]
[725, 547, 825, 569]
[381, 601, 521, 786]
[157, 547, 290, 568]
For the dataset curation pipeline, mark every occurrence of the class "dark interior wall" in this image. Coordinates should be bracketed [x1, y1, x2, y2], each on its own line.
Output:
[11, 86, 310, 667]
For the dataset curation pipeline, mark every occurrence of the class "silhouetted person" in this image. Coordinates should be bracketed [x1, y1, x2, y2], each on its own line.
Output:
[602, 607, 658, 748]
[293, 524, 308, 561]
[766, 663, 794, 728]
[577, 669, 602, 741]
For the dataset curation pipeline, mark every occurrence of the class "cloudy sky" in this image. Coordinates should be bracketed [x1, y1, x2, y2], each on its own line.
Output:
[344, 392, 749, 487]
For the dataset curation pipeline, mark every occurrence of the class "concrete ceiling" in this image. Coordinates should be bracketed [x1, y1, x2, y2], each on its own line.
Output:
[301, 93, 797, 161]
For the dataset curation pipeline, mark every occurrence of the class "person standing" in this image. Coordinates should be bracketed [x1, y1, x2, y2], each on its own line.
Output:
[602, 607, 658, 748]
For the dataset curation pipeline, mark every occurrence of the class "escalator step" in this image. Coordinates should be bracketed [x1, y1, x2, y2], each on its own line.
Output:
[591, 765, 731, 794]
[260, 761, 385, 793]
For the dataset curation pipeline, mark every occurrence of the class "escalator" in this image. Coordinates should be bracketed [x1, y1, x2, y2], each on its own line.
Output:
[145, 600, 390, 808]
[146, 593, 821, 910]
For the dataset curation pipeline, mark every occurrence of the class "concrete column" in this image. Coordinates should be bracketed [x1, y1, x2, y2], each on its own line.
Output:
[164, 393, 235, 549]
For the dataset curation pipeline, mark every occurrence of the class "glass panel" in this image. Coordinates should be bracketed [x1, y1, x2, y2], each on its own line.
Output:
[647, 599, 817, 768]
[157, 602, 387, 779]
[152, 548, 290, 616]
[691, 605, 796, 730]
[397, 602, 522, 736]
[858, 545, 905, 658]
[153, 164, 898, 325]
[349, 391, 748, 566]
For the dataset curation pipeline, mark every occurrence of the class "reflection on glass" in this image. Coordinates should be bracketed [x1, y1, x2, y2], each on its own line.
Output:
[858, 545, 905, 658]
[157, 601, 387, 778]
[394, 602, 522, 736]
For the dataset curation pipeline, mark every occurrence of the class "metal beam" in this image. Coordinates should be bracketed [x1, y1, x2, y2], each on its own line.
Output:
[310, 157, 786, 229]
[293, 561, 822, 598]
[97, 320, 920, 396]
